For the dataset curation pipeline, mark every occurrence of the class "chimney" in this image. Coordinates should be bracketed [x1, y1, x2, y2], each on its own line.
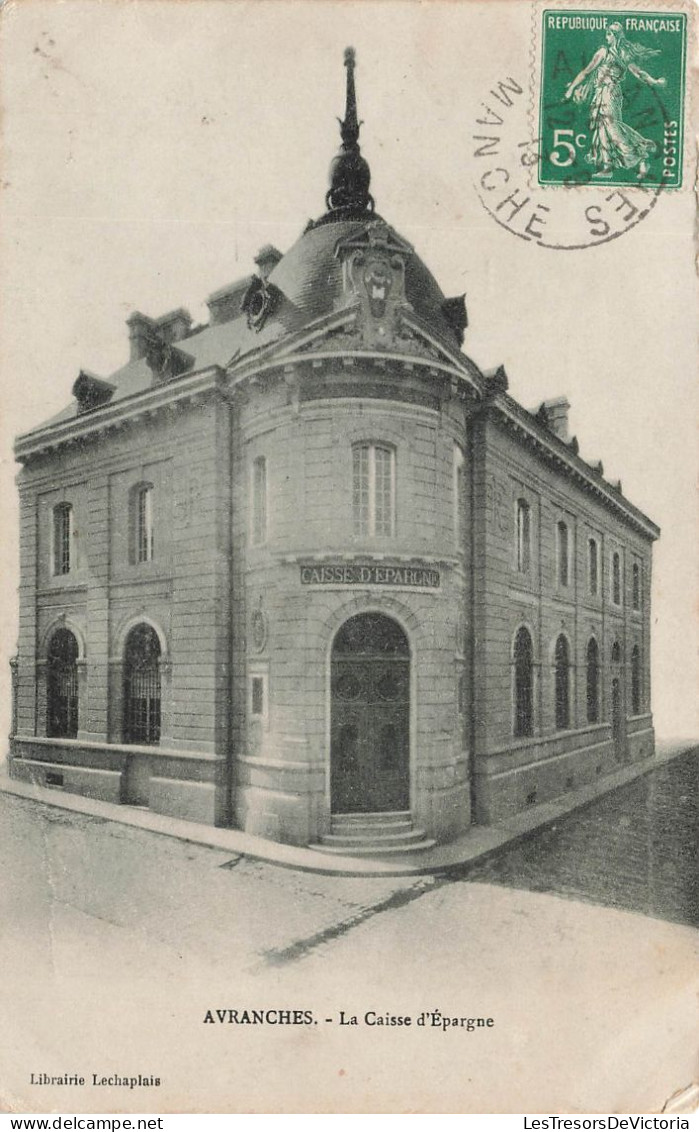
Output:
[254, 245, 283, 280]
[156, 308, 192, 345]
[126, 311, 156, 361]
[540, 396, 570, 442]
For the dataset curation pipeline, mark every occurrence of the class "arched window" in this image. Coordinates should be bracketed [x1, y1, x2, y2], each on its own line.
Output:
[612, 551, 622, 605]
[631, 645, 641, 714]
[611, 639, 622, 664]
[47, 628, 79, 738]
[123, 624, 161, 744]
[557, 521, 569, 587]
[516, 499, 531, 573]
[588, 538, 599, 595]
[136, 484, 154, 563]
[353, 443, 395, 537]
[513, 627, 534, 737]
[586, 637, 600, 723]
[554, 634, 570, 730]
[53, 503, 74, 576]
[251, 456, 267, 545]
[632, 563, 641, 610]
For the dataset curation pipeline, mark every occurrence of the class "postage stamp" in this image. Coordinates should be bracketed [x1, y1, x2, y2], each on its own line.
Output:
[538, 10, 687, 188]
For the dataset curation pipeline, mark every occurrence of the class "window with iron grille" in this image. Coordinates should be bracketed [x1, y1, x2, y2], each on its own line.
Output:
[252, 456, 267, 545]
[136, 484, 154, 563]
[123, 623, 161, 744]
[352, 443, 395, 537]
[53, 503, 73, 576]
[47, 628, 79, 738]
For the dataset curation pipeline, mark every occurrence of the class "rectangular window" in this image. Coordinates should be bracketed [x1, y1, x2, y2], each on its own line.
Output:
[612, 551, 622, 605]
[249, 670, 269, 729]
[557, 520, 569, 587]
[632, 563, 641, 610]
[251, 676, 265, 716]
[516, 499, 531, 573]
[252, 456, 267, 546]
[52, 504, 73, 576]
[588, 537, 599, 595]
[137, 485, 154, 563]
[353, 444, 395, 537]
[454, 445, 466, 549]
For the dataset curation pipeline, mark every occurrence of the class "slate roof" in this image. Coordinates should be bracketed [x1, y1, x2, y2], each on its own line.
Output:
[25, 214, 459, 438]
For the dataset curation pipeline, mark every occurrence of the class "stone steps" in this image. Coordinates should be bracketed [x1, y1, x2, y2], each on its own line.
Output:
[316, 811, 436, 856]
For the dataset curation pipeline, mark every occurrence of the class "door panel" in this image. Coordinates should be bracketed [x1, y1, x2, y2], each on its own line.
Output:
[331, 657, 409, 813]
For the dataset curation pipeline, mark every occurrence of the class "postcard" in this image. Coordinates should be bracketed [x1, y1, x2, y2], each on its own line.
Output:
[0, 0, 696, 1116]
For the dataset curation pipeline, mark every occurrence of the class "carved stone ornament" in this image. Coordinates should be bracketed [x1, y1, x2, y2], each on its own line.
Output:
[241, 276, 280, 332]
[251, 606, 268, 653]
[334, 220, 413, 346]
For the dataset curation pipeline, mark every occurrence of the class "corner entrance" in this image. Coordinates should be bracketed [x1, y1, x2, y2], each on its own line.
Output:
[330, 613, 410, 814]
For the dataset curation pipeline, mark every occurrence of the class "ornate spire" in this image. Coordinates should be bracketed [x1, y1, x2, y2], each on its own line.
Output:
[326, 47, 374, 216]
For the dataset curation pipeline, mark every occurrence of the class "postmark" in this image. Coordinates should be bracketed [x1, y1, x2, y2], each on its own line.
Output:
[470, 71, 664, 249]
[538, 10, 687, 188]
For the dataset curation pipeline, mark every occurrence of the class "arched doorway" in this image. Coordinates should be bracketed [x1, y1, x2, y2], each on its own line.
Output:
[47, 628, 79, 738]
[330, 613, 410, 814]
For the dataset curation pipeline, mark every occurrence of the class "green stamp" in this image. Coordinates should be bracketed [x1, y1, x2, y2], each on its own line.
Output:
[538, 11, 687, 188]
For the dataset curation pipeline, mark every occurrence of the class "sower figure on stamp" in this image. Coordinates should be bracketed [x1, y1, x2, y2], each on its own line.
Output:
[564, 22, 667, 179]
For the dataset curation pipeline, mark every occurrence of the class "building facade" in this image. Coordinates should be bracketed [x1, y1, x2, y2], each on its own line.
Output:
[9, 50, 659, 855]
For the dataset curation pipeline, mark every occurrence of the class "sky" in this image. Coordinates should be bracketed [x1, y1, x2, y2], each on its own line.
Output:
[0, 0, 696, 739]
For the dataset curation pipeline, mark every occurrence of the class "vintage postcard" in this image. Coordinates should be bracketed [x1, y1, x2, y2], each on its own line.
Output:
[0, 0, 697, 1116]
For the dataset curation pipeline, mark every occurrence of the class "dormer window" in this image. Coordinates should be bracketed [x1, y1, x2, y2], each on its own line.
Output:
[72, 370, 115, 415]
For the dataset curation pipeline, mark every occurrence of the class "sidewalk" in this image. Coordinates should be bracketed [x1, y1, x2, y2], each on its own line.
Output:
[1, 740, 694, 877]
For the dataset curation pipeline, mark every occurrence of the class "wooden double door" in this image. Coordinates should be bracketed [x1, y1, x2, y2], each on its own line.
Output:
[330, 614, 410, 814]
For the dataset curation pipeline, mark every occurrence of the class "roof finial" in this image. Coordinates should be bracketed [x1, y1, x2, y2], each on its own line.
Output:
[325, 47, 374, 216]
[340, 46, 360, 149]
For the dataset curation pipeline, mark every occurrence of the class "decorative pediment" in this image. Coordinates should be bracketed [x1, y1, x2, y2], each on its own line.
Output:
[334, 220, 414, 346]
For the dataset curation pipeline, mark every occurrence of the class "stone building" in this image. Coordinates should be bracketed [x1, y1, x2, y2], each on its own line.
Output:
[9, 50, 659, 855]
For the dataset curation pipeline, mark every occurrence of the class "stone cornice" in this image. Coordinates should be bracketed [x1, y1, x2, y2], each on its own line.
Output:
[482, 393, 660, 541]
[14, 366, 225, 464]
[226, 308, 484, 400]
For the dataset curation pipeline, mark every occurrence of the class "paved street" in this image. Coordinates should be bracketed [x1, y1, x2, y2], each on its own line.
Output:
[1, 750, 697, 1114]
